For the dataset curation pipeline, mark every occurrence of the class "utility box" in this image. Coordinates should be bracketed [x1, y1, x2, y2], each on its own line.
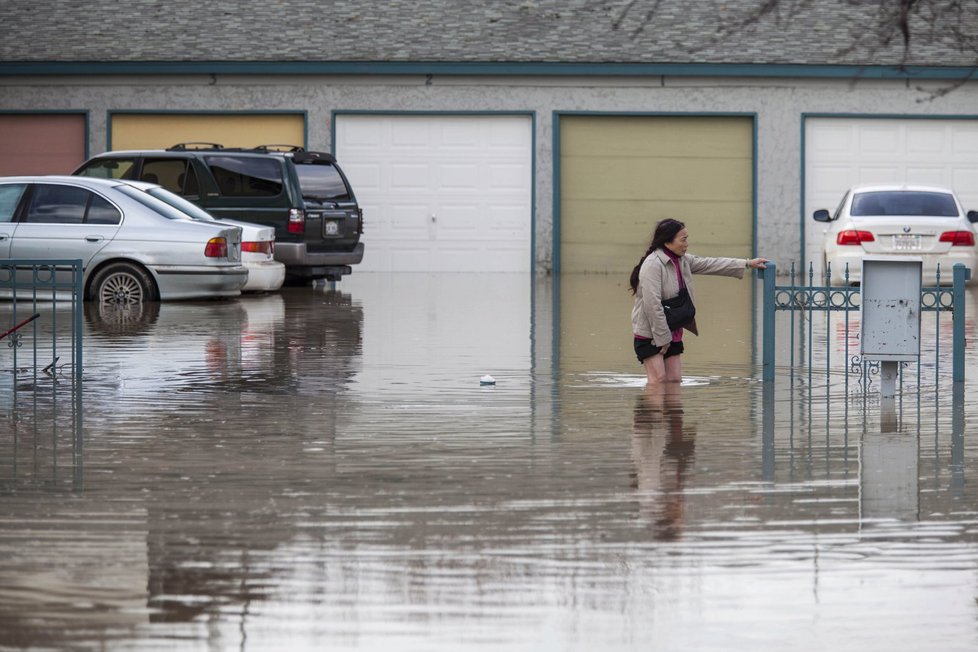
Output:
[860, 256, 922, 363]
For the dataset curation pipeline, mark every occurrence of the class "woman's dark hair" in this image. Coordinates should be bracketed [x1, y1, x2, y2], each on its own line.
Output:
[628, 219, 686, 295]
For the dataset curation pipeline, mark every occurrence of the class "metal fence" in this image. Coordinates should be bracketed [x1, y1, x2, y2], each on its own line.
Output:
[0, 260, 84, 491]
[759, 261, 969, 389]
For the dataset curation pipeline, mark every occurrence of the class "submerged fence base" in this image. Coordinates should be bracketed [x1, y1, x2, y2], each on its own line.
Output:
[0, 260, 84, 491]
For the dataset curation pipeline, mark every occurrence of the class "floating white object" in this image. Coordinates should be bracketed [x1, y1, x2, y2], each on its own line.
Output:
[480, 374, 496, 385]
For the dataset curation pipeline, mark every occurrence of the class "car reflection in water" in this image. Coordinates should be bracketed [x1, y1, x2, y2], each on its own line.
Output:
[84, 287, 362, 399]
[81, 286, 363, 623]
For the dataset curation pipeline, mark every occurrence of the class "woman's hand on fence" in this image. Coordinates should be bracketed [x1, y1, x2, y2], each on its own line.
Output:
[747, 258, 770, 270]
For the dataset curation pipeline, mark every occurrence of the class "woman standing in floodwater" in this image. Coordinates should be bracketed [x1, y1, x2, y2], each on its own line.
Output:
[630, 218, 768, 384]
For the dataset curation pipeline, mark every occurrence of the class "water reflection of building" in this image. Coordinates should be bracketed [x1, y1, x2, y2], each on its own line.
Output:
[82, 287, 363, 400]
[75, 287, 366, 624]
[761, 381, 965, 528]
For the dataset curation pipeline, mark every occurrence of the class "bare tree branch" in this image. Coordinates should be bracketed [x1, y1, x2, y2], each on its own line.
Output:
[600, 0, 978, 99]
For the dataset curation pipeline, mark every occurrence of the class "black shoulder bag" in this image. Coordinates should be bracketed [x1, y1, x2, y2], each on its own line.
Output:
[661, 287, 696, 331]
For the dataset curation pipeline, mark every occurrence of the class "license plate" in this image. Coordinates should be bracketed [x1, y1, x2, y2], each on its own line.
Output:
[893, 234, 921, 251]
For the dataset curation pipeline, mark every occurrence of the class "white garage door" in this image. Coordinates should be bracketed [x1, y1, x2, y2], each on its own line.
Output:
[335, 114, 533, 272]
[805, 118, 978, 268]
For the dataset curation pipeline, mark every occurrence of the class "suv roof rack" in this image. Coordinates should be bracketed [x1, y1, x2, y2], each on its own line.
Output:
[253, 144, 305, 153]
[167, 142, 224, 151]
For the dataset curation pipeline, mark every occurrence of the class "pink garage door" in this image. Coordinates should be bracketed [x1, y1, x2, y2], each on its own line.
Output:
[0, 114, 86, 175]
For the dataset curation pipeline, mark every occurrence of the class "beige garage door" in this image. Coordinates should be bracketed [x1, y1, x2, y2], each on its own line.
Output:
[558, 115, 755, 373]
[560, 115, 754, 272]
[109, 114, 305, 150]
[0, 114, 86, 175]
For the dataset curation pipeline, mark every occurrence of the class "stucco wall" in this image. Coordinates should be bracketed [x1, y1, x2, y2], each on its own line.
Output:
[2, 74, 977, 272]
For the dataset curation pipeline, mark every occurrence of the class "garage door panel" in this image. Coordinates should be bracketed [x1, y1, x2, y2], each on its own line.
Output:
[905, 166, 948, 186]
[441, 164, 479, 189]
[858, 166, 904, 184]
[436, 204, 480, 234]
[337, 114, 532, 272]
[562, 117, 751, 159]
[110, 114, 304, 150]
[489, 164, 527, 190]
[0, 114, 86, 175]
[811, 124, 854, 154]
[391, 124, 429, 147]
[952, 168, 978, 195]
[564, 158, 749, 201]
[391, 164, 431, 191]
[489, 122, 529, 146]
[441, 122, 481, 147]
[907, 127, 946, 154]
[344, 162, 381, 188]
[439, 248, 481, 270]
[859, 126, 902, 154]
[391, 249, 431, 271]
[952, 128, 978, 152]
[341, 121, 383, 147]
[390, 204, 429, 234]
[560, 116, 753, 274]
[489, 205, 527, 231]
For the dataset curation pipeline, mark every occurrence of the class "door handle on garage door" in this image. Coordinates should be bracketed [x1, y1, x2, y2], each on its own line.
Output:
[85, 235, 104, 243]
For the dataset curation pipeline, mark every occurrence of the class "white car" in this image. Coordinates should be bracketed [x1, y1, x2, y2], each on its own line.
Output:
[814, 184, 978, 285]
[122, 181, 285, 292]
[0, 176, 247, 303]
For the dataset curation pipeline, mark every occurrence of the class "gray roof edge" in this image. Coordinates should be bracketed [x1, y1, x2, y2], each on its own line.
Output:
[2, 60, 977, 81]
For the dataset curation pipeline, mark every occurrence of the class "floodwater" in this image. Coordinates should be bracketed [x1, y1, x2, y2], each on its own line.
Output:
[2, 273, 978, 651]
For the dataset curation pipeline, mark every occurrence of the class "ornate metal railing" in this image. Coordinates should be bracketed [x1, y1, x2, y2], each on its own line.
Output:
[759, 261, 968, 388]
[0, 260, 84, 490]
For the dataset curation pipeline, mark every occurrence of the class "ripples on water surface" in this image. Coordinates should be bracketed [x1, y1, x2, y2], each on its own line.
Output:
[1, 274, 978, 651]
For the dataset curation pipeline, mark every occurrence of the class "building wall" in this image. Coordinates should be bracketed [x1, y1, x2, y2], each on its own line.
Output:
[2, 73, 977, 272]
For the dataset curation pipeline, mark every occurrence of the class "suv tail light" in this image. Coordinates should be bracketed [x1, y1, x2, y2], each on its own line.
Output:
[358, 208, 364, 235]
[837, 230, 875, 245]
[940, 230, 975, 246]
[241, 241, 274, 255]
[287, 208, 305, 234]
[204, 237, 228, 258]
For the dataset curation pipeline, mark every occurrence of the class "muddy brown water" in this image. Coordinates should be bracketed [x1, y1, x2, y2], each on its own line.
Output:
[1, 274, 977, 651]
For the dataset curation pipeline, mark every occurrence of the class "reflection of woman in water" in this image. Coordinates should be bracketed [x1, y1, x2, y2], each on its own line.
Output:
[631, 383, 695, 541]
[629, 219, 768, 384]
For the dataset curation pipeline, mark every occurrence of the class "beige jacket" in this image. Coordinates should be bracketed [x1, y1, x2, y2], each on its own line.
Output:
[631, 249, 747, 346]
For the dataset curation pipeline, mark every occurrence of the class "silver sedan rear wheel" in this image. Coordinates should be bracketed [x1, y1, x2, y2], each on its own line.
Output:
[89, 262, 156, 305]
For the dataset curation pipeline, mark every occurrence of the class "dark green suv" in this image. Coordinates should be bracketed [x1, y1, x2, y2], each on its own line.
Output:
[74, 144, 364, 282]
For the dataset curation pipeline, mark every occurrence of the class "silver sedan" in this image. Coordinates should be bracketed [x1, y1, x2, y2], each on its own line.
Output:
[0, 176, 248, 303]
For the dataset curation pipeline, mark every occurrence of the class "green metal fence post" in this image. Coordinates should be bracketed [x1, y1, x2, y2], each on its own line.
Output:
[953, 263, 970, 384]
[761, 262, 777, 382]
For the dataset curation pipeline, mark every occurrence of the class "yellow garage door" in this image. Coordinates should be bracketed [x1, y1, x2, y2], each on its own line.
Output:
[560, 115, 753, 272]
[558, 116, 755, 373]
[109, 114, 305, 150]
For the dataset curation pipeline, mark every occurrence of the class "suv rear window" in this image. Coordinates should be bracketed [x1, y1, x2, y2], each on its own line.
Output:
[295, 164, 351, 201]
[205, 156, 283, 197]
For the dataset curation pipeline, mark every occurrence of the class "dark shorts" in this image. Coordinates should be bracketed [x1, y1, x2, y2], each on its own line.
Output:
[634, 337, 684, 363]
